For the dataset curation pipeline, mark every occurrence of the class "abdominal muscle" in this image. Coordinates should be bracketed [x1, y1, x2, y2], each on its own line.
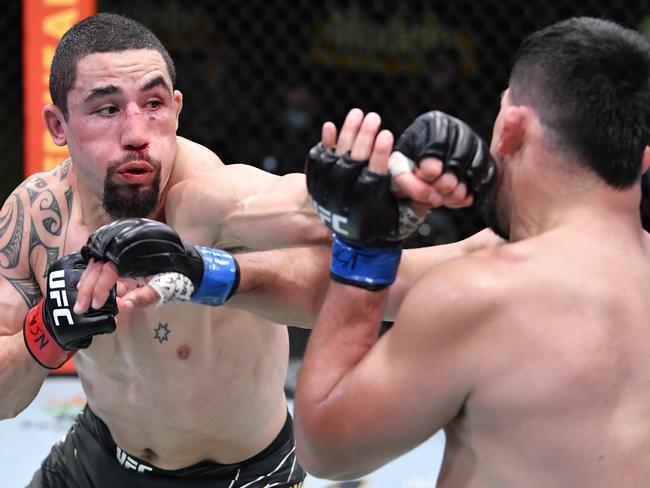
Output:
[72, 301, 290, 469]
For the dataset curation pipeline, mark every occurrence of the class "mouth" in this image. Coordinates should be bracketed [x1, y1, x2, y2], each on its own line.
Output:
[115, 161, 156, 184]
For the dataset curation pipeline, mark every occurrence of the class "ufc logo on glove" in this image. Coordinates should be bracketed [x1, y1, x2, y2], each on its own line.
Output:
[48, 269, 74, 327]
[314, 203, 350, 236]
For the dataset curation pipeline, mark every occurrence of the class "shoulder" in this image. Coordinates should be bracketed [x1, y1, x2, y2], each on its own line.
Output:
[6, 161, 74, 222]
[174, 136, 225, 177]
[0, 162, 74, 308]
[398, 243, 528, 335]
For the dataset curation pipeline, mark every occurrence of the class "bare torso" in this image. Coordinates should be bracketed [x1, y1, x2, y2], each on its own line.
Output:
[26, 140, 292, 469]
[436, 226, 650, 487]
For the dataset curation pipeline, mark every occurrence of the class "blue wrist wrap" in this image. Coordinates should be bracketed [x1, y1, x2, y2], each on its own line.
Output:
[190, 246, 239, 306]
[330, 235, 402, 290]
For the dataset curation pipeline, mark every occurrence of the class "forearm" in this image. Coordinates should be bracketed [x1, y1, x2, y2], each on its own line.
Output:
[295, 283, 388, 478]
[226, 246, 332, 327]
[0, 331, 48, 420]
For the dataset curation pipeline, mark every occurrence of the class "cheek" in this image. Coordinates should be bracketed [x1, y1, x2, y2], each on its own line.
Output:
[67, 117, 113, 150]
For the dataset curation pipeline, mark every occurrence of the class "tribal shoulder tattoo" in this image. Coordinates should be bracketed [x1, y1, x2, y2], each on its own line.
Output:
[0, 161, 73, 308]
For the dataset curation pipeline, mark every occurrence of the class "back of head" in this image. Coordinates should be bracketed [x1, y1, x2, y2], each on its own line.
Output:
[509, 17, 650, 188]
[50, 12, 176, 119]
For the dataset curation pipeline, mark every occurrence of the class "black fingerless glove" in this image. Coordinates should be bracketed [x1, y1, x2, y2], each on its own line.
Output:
[23, 252, 117, 369]
[82, 218, 239, 306]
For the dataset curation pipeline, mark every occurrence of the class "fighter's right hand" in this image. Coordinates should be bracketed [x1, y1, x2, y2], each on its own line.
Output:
[23, 252, 117, 370]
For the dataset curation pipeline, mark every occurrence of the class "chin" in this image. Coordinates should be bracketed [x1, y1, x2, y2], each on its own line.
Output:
[103, 187, 160, 219]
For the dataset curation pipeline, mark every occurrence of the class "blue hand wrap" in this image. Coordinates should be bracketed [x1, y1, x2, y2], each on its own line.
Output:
[330, 235, 402, 290]
[190, 247, 239, 306]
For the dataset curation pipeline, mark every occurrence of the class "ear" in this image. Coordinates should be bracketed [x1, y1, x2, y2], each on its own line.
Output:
[496, 106, 527, 157]
[173, 89, 183, 131]
[43, 104, 67, 146]
[642, 146, 650, 174]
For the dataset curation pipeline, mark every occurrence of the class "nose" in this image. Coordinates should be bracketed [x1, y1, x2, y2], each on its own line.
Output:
[120, 103, 149, 151]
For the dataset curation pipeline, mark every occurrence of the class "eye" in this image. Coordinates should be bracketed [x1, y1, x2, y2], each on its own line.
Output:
[146, 100, 163, 110]
[96, 106, 119, 116]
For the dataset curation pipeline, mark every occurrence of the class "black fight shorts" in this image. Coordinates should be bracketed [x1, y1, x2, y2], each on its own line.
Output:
[28, 406, 305, 488]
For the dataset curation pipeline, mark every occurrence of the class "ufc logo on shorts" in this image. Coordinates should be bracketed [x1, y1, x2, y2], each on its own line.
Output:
[314, 203, 349, 236]
[116, 446, 154, 474]
[48, 270, 74, 326]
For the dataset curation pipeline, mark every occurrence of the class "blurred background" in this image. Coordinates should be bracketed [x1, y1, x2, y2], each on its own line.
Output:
[2, 2, 650, 486]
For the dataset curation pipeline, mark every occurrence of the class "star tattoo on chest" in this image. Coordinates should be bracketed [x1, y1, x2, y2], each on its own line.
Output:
[153, 323, 171, 343]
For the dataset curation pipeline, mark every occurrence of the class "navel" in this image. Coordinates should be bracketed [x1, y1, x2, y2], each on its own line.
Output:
[176, 344, 191, 360]
[141, 448, 157, 463]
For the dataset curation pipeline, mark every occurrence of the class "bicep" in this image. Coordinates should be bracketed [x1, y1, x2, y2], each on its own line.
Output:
[218, 168, 324, 248]
[167, 167, 323, 249]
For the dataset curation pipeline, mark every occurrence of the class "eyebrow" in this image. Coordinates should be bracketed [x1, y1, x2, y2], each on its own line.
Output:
[82, 84, 121, 105]
[81, 76, 172, 105]
[142, 75, 172, 93]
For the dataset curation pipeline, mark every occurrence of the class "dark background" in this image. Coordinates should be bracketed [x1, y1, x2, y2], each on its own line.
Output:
[3, 1, 648, 240]
[5, 2, 649, 239]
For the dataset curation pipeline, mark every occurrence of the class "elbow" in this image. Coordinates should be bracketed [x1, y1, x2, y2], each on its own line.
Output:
[0, 405, 22, 421]
[294, 413, 369, 481]
[296, 442, 361, 482]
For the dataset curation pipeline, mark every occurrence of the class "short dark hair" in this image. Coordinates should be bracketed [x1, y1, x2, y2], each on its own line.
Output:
[49, 12, 176, 119]
[509, 17, 650, 188]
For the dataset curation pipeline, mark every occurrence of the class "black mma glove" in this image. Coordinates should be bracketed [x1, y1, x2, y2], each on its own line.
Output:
[306, 144, 408, 290]
[389, 110, 495, 201]
[81, 218, 239, 306]
[23, 252, 117, 370]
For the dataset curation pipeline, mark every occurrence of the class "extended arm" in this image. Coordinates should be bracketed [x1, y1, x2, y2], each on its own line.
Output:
[74, 109, 498, 322]
[229, 227, 502, 325]
[165, 165, 330, 251]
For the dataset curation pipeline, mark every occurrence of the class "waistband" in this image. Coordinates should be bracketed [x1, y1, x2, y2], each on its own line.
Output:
[78, 405, 295, 478]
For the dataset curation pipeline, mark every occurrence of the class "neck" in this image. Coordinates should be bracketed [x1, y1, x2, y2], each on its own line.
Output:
[508, 176, 642, 241]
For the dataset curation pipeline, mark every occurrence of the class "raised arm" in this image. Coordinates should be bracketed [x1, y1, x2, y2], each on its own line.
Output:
[293, 110, 498, 479]
[294, 265, 489, 479]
